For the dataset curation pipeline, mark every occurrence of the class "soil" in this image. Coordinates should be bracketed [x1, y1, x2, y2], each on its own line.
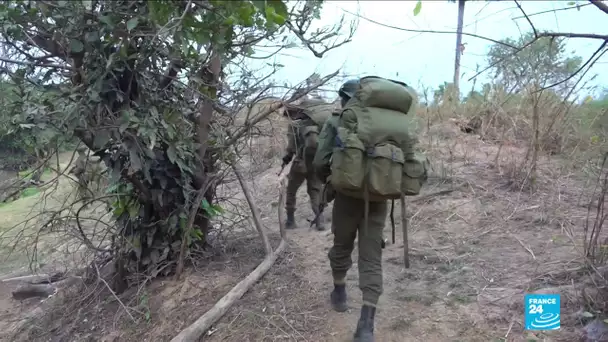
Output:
[0, 121, 600, 342]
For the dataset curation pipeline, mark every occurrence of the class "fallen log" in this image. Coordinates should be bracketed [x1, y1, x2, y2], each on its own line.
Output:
[11, 276, 81, 300]
[2, 272, 65, 284]
[170, 160, 293, 342]
[170, 240, 287, 342]
[12, 283, 56, 300]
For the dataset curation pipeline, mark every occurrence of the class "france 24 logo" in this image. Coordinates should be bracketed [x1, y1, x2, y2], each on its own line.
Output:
[525, 294, 560, 330]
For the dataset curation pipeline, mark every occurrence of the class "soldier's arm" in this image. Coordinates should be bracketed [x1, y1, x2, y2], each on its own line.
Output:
[285, 122, 297, 158]
[313, 114, 338, 182]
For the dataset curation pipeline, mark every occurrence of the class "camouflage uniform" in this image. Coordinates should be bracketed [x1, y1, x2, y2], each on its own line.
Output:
[283, 107, 325, 231]
[313, 79, 383, 342]
[70, 146, 91, 200]
[70, 146, 88, 178]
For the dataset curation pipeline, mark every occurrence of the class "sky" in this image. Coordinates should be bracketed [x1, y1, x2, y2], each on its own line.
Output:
[254, 1, 608, 99]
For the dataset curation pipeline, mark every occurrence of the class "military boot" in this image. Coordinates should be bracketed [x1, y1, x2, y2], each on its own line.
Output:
[330, 284, 348, 312]
[353, 305, 376, 342]
[285, 210, 296, 229]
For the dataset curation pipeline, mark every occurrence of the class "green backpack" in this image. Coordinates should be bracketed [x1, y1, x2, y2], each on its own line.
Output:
[329, 76, 429, 201]
[287, 98, 335, 158]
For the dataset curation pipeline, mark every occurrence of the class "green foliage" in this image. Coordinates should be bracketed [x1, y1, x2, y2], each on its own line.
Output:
[413, 1, 422, 16]
[18, 167, 51, 180]
[0, 0, 344, 282]
[20, 187, 40, 198]
[1, 186, 40, 205]
[579, 93, 608, 134]
[487, 31, 583, 94]
[0, 76, 73, 170]
[201, 198, 224, 219]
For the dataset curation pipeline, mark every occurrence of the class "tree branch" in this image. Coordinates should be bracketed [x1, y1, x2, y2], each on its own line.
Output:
[224, 70, 339, 147]
[590, 0, 608, 15]
[514, 0, 537, 38]
[511, 3, 592, 20]
[538, 41, 608, 92]
[537, 31, 608, 41]
[468, 30, 608, 82]
[285, 20, 352, 58]
[231, 156, 272, 255]
[0, 56, 72, 70]
[26, 34, 67, 61]
[342, 8, 519, 49]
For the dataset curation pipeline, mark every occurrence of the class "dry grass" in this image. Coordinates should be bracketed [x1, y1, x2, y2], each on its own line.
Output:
[0, 92, 607, 341]
[0, 152, 110, 274]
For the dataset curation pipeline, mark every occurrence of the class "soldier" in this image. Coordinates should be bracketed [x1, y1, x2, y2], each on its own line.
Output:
[70, 146, 89, 178]
[313, 78, 424, 342]
[70, 146, 91, 199]
[281, 96, 332, 231]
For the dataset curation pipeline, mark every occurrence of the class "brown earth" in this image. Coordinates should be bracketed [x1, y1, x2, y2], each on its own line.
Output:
[0, 121, 599, 342]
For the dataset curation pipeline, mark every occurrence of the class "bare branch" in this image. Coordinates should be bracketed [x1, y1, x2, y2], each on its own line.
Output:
[467, 38, 539, 81]
[538, 41, 608, 92]
[285, 13, 356, 58]
[342, 8, 519, 49]
[537, 31, 608, 41]
[514, 0, 537, 38]
[0, 56, 72, 70]
[511, 3, 592, 19]
[590, 0, 608, 15]
[469, 29, 608, 82]
[224, 70, 339, 147]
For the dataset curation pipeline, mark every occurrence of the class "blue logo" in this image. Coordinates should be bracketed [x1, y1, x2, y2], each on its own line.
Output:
[525, 294, 560, 330]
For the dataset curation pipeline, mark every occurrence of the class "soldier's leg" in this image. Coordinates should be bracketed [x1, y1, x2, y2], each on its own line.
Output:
[285, 170, 305, 229]
[354, 200, 388, 342]
[327, 192, 361, 311]
[305, 172, 324, 230]
[357, 200, 388, 307]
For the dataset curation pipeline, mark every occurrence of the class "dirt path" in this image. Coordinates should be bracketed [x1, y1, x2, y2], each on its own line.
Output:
[269, 132, 585, 341]
[0, 131, 589, 342]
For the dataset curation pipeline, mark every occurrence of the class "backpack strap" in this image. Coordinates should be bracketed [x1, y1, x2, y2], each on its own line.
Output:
[400, 192, 410, 268]
[390, 199, 395, 244]
[362, 146, 375, 238]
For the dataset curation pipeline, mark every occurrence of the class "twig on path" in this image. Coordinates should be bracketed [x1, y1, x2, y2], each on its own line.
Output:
[94, 263, 136, 322]
[279, 314, 308, 341]
[511, 233, 536, 260]
[505, 319, 515, 338]
[411, 188, 460, 204]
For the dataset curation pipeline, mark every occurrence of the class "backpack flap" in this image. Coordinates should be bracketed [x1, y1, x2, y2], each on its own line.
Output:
[330, 127, 365, 192]
[300, 125, 320, 155]
[367, 143, 404, 199]
[357, 77, 416, 115]
[402, 153, 429, 196]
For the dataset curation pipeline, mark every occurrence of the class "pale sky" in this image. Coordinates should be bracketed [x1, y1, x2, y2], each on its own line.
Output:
[256, 1, 608, 99]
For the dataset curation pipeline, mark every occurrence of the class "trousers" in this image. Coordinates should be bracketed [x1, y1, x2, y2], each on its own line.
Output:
[328, 191, 388, 306]
[285, 167, 323, 214]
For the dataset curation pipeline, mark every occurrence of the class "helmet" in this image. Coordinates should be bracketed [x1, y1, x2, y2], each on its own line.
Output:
[338, 79, 360, 99]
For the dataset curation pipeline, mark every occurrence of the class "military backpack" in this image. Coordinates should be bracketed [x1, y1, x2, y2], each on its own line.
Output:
[286, 97, 334, 160]
[329, 76, 429, 200]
